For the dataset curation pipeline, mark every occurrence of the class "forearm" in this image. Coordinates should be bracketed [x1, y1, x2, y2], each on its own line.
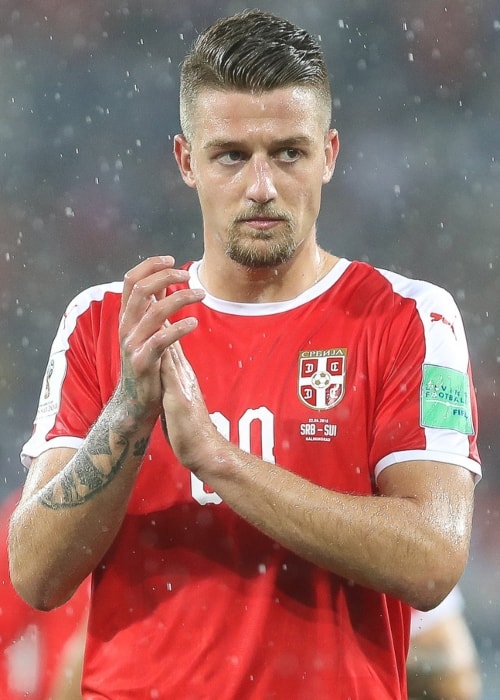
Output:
[194, 444, 473, 610]
[9, 388, 158, 610]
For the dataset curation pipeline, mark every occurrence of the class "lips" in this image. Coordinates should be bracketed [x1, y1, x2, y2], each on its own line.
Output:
[242, 218, 283, 230]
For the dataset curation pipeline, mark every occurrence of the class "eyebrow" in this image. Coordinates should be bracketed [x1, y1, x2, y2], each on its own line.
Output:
[202, 135, 315, 151]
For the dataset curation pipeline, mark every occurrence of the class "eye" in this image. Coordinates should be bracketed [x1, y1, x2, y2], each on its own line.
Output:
[216, 150, 245, 165]
[277, 148, 302, 163]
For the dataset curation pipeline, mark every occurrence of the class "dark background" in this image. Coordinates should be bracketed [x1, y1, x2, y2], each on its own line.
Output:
[1, 1, 498, 694]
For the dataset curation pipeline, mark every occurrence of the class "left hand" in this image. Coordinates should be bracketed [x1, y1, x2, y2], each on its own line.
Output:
[160, 340, 222, 473]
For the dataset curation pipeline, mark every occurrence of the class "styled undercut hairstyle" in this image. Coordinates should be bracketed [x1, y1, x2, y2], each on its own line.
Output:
[179, 9, 332, 141]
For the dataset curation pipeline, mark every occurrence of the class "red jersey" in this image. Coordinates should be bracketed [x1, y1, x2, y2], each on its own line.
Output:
[22, 259, 481, 700]
[0, 490, 90, 699]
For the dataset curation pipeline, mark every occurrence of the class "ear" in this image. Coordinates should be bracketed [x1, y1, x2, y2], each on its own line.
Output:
[322, 129, 339, 184]
[173, 134, 197, 189]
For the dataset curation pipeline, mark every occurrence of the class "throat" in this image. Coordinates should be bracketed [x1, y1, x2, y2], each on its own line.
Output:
[198, 250, 338, 303]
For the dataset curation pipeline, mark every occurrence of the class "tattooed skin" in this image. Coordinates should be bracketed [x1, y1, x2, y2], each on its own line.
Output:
[39, 388, 154, 510]
[133, 437, 149, 457]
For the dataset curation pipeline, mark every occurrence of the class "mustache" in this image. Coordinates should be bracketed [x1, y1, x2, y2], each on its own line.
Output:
[234, 205, 292, 223]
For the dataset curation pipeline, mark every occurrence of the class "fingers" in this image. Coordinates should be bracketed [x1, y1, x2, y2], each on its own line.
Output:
[124, 290, 203, 371]
[117, 256, 205, 415]
[136, 316, 200, 370]
[120, 256, 205, 360]
[162, 340, 196, 388]
[160, 343, 217, 471]
[121, 256, 189, 324]
[122, 255, 176, 307]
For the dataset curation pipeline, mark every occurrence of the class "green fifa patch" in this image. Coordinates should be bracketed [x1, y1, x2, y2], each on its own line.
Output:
[421, 364, 474, 435]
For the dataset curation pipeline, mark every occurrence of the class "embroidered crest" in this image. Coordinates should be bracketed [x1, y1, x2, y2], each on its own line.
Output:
[36, 350, 67, 420]
[298, 348, 347, 410]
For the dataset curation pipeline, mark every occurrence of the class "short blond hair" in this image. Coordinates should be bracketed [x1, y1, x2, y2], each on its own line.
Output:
[179, 9, 332, 141]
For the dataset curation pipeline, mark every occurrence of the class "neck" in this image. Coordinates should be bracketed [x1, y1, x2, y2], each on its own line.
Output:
[197, 246, 338, 303]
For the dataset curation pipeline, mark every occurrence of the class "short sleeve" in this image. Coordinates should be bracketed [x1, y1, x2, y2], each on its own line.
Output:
[370, 272, 481, 483]
[21, 283, 122, 467]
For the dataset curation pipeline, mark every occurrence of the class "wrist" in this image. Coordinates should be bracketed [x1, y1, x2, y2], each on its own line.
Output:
[109, 386, 160, 436]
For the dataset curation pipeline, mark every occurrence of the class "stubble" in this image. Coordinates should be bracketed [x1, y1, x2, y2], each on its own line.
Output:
[225, 206, 297, 268]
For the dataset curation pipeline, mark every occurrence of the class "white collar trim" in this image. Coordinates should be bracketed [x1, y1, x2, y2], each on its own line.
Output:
[188, 258, 351, 316]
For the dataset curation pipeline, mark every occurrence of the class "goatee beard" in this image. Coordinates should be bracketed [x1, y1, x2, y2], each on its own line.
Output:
[225, 207, 296, 268]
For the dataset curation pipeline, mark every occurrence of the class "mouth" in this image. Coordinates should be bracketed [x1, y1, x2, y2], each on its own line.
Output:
[239, 216, 284, 231]
[239, 217, 284, 231]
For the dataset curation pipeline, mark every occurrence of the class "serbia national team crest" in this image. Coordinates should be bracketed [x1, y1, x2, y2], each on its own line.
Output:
[298, 348, 347, 410]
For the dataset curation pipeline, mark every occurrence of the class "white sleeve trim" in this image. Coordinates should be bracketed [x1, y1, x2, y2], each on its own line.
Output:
[21, 436, 85, 468]
[375, 450, 481, 484]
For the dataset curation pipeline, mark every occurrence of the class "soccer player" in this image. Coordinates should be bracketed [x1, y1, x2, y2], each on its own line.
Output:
[408, 588, 482, 700]
[0, 489, 89, 700]
[9, 10, 480, 699]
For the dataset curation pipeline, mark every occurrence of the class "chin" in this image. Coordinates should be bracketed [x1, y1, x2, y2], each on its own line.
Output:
[226, 239, 296, 269]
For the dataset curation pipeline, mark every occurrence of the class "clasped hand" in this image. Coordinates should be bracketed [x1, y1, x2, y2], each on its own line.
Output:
[118, 255, 220, 472]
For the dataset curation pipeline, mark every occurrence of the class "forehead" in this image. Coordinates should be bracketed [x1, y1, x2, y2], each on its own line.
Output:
[189, 87, 327, 144]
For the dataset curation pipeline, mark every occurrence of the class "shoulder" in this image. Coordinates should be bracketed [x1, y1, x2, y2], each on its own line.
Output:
[345, 260, 452, 302]
[374, 265, 456, 310]
[50, 281, 123, 352]
[340, 261, 457, 320]
[61, 281, 123, 328]
[63, 281, 123, 319]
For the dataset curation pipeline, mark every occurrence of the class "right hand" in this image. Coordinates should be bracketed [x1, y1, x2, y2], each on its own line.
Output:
[118, 255, 205, 415]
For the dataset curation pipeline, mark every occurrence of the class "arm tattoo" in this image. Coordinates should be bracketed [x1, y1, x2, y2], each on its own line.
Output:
[40, 433, 130, 510]
[133, 437, 148, 457]
[86, 430, 113, 456]
[39, 398, 152, 510]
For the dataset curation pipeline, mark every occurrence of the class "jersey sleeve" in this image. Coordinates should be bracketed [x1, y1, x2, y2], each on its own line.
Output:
[371, 272, 481, 482]
[21, 283, 121, 467]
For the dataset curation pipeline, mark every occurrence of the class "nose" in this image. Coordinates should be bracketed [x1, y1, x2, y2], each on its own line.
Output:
[245, 157, 278, 204]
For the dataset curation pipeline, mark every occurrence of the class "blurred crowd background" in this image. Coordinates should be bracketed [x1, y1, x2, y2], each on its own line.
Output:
[0, 0, 498, 696]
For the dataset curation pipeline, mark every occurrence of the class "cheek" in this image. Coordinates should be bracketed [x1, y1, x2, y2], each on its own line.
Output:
[196, 186, 231, 224]
[297, 186, 323, 224]
[294, 178, 322, 211]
